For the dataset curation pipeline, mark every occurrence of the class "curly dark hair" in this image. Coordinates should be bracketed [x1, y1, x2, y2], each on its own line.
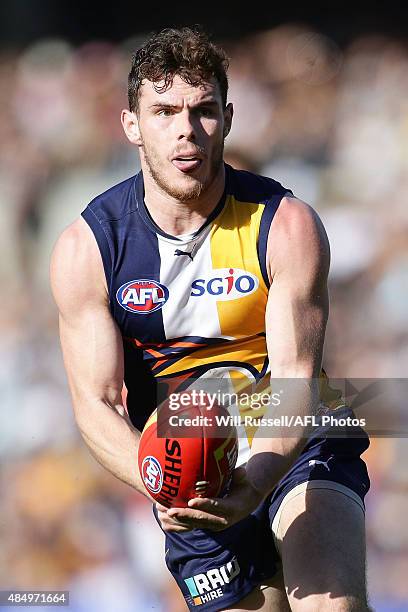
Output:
[128, 26, 229, 112]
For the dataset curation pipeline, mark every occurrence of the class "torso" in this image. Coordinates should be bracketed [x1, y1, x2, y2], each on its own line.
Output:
[82, 163, 292, 463]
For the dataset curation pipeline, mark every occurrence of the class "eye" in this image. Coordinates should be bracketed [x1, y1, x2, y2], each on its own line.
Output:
[157, 108, 173, 117]
[199, 107, 215, 117]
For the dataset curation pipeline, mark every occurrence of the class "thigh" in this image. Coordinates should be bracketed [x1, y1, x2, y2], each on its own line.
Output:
[154, 504, 279, 611]
[221, 565, 291, 611]
[277, 487, 370, 611]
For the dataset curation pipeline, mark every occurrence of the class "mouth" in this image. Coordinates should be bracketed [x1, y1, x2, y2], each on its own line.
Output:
[171, 154, 203, 173]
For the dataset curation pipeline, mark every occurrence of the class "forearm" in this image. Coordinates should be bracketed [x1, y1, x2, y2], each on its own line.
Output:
[247, 376, 319, 497]
[73, 397, 148, 498]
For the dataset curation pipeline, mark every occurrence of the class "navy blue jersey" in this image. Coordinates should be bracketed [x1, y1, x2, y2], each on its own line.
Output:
[82, 163, 293, 451]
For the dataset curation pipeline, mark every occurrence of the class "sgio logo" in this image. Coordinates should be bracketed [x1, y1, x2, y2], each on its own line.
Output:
[191, 268, 259, 301]
[116, 279, 169, 314]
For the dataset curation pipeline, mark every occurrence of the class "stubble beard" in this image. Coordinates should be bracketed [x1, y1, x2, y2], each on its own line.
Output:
[141, 138, 225, 202]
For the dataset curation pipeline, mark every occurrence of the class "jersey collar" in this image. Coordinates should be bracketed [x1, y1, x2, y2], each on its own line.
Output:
[134, 164, 229, 241]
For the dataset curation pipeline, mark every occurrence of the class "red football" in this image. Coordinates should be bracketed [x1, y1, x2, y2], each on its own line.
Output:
[138, 394, 238, 508]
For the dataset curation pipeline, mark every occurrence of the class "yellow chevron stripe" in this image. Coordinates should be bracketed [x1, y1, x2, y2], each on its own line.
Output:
[154, 335, 267, 377]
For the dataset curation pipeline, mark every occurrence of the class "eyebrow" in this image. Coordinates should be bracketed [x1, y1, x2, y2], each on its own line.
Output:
[148, 100, 219, 110]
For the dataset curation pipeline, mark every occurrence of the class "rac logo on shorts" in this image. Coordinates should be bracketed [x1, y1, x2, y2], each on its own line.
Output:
[191, 268, 259, 301]
[116, 279, 169, 314]
[184, 557, 240, 606]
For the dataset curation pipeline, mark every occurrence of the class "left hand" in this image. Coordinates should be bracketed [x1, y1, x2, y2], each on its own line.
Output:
[156, 466, 264, 532]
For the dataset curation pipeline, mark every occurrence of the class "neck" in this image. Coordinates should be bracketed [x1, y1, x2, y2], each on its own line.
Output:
[141, 163, 225, 236]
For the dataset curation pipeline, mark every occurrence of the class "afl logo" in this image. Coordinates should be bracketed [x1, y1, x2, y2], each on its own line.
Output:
[191, 268, 259, 301]
[141, 456, 163, 494]
[116, 279, 169, 314]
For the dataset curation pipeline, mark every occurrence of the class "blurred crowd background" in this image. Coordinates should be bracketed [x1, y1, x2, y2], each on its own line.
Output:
[0, 9, 407, 612]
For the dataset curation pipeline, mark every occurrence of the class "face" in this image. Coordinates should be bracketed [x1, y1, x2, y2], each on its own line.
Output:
[122, 75, 233, 201]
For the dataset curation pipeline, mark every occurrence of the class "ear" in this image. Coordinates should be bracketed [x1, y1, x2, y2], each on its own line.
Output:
[223, 103, 234, 138]
[121, 109, 142, 146]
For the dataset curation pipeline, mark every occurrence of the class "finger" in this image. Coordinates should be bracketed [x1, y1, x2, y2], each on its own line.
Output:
[156, 510, 172, 523]
[161, 521, 193, 533]
[157, 510, 190, 525]
[157, 511, 195, 531]
[155, 503, 170, 512]
[187, 497, 227, 515]
[168, 508, 228, 530]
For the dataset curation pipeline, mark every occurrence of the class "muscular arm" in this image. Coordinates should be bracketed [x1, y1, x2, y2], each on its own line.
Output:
[50, 217, 147, 496]
[247, 196, 330, 494]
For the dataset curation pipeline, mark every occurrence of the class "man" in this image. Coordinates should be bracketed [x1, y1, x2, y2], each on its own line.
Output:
[50, 27, 371, 611]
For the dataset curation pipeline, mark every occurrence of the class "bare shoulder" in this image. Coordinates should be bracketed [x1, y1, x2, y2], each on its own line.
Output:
[267, 196, 330, 282]
[271, 196, 329, 247]
[50, 217, 107, 315]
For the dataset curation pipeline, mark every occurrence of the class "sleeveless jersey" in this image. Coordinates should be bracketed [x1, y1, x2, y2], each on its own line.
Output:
[82, 163, 341, 464]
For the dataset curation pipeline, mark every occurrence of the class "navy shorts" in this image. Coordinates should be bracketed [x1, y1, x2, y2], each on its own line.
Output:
[153, 407, 370, 611]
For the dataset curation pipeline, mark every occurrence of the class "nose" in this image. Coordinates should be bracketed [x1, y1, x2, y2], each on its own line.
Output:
[175, 109, 196, 140]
